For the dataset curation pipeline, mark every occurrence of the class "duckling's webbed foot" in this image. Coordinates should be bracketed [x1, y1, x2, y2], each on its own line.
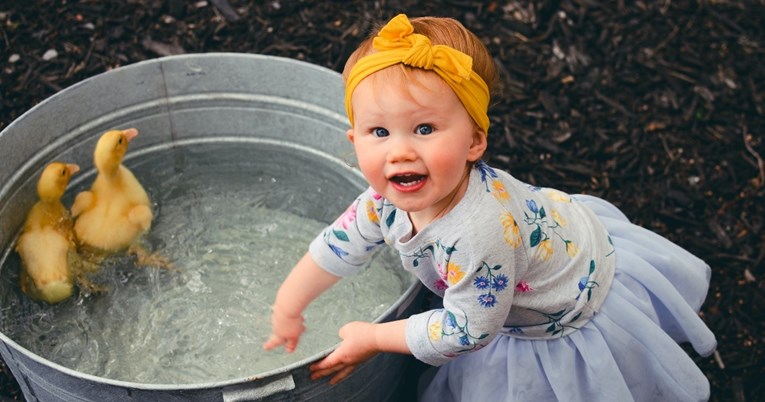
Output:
[128, 243, 177, 270]
[73, 246, 106, 271]
[75, 274, 109, 295]
[69, 250, 109, 294]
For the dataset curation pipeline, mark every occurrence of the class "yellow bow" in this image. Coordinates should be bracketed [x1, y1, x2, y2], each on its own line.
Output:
[345, 14, 490, 134]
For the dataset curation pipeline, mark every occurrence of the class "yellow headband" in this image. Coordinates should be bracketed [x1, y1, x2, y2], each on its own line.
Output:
[345, 14, 490, 134]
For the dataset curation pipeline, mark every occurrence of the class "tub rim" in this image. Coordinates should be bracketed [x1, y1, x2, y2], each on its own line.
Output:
[0, 52, 421, 391]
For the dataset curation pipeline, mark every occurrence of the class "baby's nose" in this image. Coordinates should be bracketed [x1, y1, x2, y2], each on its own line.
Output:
[385, 135, 418, 163]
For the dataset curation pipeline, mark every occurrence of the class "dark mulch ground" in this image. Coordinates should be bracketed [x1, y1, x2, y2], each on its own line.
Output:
[1, 1, 764, 401]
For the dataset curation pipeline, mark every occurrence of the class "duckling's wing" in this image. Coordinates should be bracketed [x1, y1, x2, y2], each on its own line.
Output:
[127, 204, 152, 231]
[71, 190, 94, 217]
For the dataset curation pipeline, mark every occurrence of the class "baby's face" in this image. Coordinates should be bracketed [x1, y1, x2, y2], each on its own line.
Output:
[346, 71, 486, 223]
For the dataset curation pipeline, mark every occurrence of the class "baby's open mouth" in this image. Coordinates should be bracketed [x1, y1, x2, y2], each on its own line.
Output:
[390, 173, 426, 187]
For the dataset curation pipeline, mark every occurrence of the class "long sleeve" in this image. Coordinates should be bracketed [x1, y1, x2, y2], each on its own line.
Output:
[309, 187, 388, 277]
[402, 206, 526, 366]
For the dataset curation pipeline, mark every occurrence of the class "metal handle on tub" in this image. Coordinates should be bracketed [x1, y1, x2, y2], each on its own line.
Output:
[222, 374, 295, 401]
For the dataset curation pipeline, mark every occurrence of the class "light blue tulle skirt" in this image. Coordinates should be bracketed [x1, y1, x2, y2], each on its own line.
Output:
[420, 195, 717, 402]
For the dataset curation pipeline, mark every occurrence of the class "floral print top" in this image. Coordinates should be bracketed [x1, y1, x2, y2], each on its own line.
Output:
[309, 161, 615, 366]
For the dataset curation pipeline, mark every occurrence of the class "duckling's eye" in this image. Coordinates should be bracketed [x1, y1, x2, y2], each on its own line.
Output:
[415, 124, 434, 135]
[372, 127, 389, 138]
[118, 138, 124, 144]
[61, 169, 66, 176]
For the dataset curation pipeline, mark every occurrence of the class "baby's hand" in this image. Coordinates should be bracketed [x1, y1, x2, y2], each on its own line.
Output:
[309, 321, 379, 384]
[262, 306, 305, 353]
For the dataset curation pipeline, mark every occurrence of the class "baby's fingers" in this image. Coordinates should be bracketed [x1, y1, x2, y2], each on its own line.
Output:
[310, 364, 356, 384]
[262, 334, 286, 351]
[309, 355, 342, 378]
[309, 362, 346, 381]
[329, 366, 356, 385]
[284, 338, 298, 353]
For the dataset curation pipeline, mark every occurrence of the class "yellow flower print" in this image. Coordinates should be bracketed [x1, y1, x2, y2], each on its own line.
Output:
[537, 239, 553, 260]
[551, 210, 567, 227]
[429, 321, 442, 341]
[491, 179, 510, 203]
[365, 200, 379, 224]
[545, 189, 571, 203]
[500, 211, 522, 248]
[446, 262, 465, 285]
[566, 241, 580, 257]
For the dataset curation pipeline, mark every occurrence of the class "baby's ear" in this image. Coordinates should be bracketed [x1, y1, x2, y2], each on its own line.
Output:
[468, 129, 488, 162]
[346, 128, 355, 144]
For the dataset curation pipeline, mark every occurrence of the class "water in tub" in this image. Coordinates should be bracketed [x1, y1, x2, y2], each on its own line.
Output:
[0, 139, 411, 384]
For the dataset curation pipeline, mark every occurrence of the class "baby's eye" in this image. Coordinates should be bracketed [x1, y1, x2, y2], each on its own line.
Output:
[415, 124, 434, 135]
[373, 127, 390, 138]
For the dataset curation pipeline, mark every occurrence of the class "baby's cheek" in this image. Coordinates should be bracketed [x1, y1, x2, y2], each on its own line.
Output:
[356, 158, 386, 190]
[429, 153, 468, 182]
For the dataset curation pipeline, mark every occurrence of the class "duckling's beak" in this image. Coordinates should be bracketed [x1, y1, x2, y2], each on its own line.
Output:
[66, 164, 80, 175]
[122, 128, 139, 142]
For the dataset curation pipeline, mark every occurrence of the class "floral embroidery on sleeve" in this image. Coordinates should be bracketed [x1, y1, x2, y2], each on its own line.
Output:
[433, 308, 489, 353]
[338, 203, 357, 229]
[322, 202, 358, 260]
[365, 200, 379, 225]
[363, 191, 396, 228]
[446, 261, 465, 285]
[473, 261, 509, 308]
[321, 192, 387, 261]
[515, 281, 533, 292]
[433, 278, 449, 291]
[429, 321, 442, 341]
[400, 241, 457, 290]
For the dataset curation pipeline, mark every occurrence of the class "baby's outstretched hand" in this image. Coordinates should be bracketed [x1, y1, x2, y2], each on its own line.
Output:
[262, 306, 305, 353]
[309, 321, 379, 385]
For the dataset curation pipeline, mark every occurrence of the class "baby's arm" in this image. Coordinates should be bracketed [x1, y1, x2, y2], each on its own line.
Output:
[263, 252, 341, 352]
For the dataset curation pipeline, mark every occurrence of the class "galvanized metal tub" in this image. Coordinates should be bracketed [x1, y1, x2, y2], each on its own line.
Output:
[0, 53, 423, 401]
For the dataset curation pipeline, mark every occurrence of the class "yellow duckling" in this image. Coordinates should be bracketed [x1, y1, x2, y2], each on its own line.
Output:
[71, 128, 157, 263]
[16, 162, 81, 304]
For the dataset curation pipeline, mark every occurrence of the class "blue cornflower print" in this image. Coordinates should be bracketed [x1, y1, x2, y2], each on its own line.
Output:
[474, 276, 490, 290]
[477, 161, 498, 181]
[477, 161, 499, 192]
[328, 243, 349, 259]
[441, 309, 490, 354]
[492, 274, 509, 291]
[505, 327, 524, 335]
[578, 276, 589, 291]
[445, 312, 458, 328]
[473, 261, 507, 309]
[459, 335, 470, 346]
[526, 199, 539, 213]
[576, 260, 600, 302]
[478, 293, 497, 308]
